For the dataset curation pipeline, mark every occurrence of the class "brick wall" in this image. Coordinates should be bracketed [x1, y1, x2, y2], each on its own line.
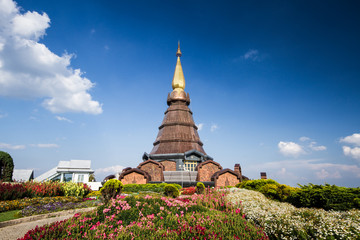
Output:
[160, 160, 176, 171]
[120, 172, 147, 185]
[215, 172, 240, 187]
[198, 163, 222, 182]
[138, 162, 163, 181]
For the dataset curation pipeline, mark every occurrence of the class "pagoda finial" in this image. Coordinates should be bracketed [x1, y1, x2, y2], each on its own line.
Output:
[172, 42, 185, 92]
[176, 41, 182, 57]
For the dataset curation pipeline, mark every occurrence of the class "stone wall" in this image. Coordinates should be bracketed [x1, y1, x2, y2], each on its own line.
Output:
[120, 172, 147, 185]
[160, 160, 176, 171]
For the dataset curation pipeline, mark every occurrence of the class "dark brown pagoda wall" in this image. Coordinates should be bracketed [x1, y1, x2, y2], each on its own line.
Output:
[138, 162, 164, 182]
[150, 99, 206, 155]
[160, 160, 176, 171]
[215, 173, 240, 187]
[198, 163, 222, 182]
[120, 172, 148, 185]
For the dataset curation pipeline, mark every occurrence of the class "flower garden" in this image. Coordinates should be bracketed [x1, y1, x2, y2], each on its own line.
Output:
[1, 179, 360, 239]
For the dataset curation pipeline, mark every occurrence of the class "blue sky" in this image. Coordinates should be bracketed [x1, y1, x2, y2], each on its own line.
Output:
[1, 0, 360, 187]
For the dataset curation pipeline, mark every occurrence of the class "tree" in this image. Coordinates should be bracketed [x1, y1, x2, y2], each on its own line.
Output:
[0, 151, 14, 182]
[89, 173, 96, 182]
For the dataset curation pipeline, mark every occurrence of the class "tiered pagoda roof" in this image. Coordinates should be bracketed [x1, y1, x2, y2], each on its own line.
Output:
[149, 43, 206, 155]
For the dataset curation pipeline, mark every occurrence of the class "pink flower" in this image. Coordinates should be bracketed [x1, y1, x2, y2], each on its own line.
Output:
[147, 214, 155, 220]
[160, 207, 164, 211]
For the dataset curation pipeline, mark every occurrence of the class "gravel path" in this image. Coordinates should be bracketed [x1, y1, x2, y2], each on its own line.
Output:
[0, 207, 96, 240]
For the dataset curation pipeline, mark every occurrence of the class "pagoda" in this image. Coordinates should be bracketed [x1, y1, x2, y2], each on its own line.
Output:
[118, 44, 243, 187]
[142, 43, 213, 172]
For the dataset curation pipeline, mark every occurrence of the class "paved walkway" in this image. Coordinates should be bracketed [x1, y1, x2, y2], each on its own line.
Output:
[0, 207, 96, 240]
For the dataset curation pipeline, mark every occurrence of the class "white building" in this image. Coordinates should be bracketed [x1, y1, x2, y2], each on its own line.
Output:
[12, 169, 34, 182]
[35, 160, 102, 190]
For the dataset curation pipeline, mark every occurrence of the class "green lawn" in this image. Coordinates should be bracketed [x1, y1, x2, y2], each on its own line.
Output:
[0, 210, 20, 222]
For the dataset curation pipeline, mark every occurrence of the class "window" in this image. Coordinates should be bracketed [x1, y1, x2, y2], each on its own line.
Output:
[77, 174, 84, 183]
[184, 161, 197, 171]
[64, 173, 73, 182]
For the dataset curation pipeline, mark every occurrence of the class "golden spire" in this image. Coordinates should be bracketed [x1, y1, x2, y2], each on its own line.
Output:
[172, 42, 185, 92]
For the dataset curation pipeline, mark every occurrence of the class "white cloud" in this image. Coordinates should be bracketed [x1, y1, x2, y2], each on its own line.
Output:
[243, 49, 259, 61]
[210, 124, 218, 132]
[197, 123, 204, 131]
[0, 142, 25, 150]
[309, 141, 326, 151]
[251, 159, 360, 179]
[30, 143, 59, 148]
[0, 0, 102, 114]
[278, 141, 305, 157]
[316, 169, 329, 179]
[55, 116, 73, 123]
[0, 113, 7, 118]
[340, 133, 360, 146]
[299, 136, 310, 142]
[343, 146, 360, 160]
[96, 165, 125, 174]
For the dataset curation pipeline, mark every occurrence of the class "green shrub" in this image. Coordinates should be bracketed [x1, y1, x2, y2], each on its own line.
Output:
[259, 183, 279, 200]
[0, 151, 14, 182]
[287, 184, 360, 211]
[100, 179, 123, 203]
[164, 184, 180, 198]
[123, 183, 181, 193]
[86, 190, 101, 198]
[62, 182, 91, 198]
[236, 179, 297, 202]
[196, 182, 205, 194]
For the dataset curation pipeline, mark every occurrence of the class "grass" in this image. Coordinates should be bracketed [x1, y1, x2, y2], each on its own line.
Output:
[0, 210, 20, 222]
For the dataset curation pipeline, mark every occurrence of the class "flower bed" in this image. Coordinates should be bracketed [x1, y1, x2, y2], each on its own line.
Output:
[20, 190, 268, 239]
[181, 186, 196, 195]
[19, 199, 100, 217]
[0, 196, 80, 212]
[0, 181, 91, 201]
[227, 188, 360, 239]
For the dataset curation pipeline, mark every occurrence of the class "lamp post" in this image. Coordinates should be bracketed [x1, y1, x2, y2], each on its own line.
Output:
[178, 163, 183, 188]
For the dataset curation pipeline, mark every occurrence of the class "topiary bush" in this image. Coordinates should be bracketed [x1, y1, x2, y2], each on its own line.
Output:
[100, 179, 123, 203]
[164, 184, 180, 198]
[196, 182, 205, 194]
[0, 151, 14, 182]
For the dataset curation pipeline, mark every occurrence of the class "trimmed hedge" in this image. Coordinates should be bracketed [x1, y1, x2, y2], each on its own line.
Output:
[0, 151, 14, 182]
[236, 179, 360, 211]
[236, 179, 295, 202]
[287, 183, 360, 211]
[123, 183, 181, 193]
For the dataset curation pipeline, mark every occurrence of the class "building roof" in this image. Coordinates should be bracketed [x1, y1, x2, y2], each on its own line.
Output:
[58, 160, 92, 169]
[35, 160, 94, 182]
[12, 169, 34, 182]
